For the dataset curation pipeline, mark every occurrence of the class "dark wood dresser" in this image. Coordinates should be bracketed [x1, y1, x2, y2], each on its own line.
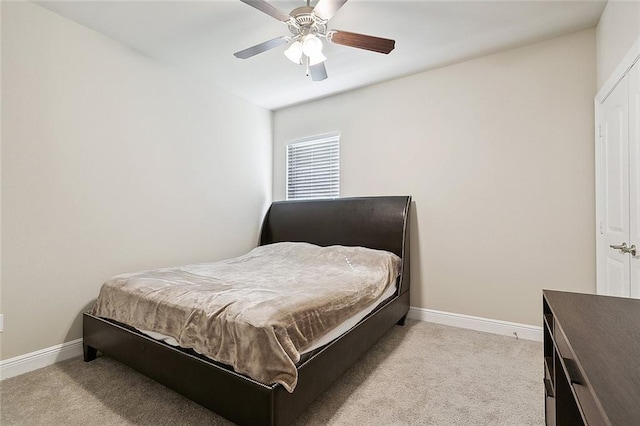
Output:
[543, 290, 640, 425]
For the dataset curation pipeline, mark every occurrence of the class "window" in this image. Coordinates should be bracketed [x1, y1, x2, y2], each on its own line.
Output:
[286, 133, 340, 200]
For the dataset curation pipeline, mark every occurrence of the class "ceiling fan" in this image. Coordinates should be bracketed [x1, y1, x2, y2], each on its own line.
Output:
[233, 0, 395, 81]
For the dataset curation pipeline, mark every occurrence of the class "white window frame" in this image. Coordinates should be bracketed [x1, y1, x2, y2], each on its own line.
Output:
[286, 133, 340, 200]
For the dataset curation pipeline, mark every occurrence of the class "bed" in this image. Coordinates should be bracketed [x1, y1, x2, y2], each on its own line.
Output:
[83, 195, 411, 425]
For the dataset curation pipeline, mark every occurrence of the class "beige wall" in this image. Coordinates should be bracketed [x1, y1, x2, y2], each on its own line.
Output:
[1, 2, 272, 359]
[0, 2, 3, 355]
[274, 29, 597, 327]
[596, 0, 640, 89]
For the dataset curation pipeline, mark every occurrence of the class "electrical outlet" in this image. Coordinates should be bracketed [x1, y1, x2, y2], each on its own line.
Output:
[0, 314, 3, 332]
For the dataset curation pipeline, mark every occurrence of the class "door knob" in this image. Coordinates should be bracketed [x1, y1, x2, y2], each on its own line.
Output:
[609, 242, 637, 256]
[610, 242, 628, 252]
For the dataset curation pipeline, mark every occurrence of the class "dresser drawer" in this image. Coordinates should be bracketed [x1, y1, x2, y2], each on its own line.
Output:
[553, 319, 571, 359]
[573, 385, 606, 426]
[553, 319, 606, 426]
[545, 393, 556, 426]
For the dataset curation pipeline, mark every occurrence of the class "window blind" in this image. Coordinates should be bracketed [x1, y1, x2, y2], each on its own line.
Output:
[286, 134, 340, 200]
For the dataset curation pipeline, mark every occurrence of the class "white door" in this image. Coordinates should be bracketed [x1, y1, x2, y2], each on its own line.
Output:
[599, 73, 630, 297]
[630, 62, 640, 297]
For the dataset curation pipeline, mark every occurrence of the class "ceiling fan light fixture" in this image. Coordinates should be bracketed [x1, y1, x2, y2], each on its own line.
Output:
[308, 51, 327, 65]
[284, 41, 303, 64]
[302, 34, 323, 56]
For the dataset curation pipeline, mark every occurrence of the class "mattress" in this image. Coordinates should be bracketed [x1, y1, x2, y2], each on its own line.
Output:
[90, 242, 401, 391]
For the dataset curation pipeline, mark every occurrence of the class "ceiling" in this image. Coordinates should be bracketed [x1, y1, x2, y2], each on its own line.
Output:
[34, 0, 606, 110]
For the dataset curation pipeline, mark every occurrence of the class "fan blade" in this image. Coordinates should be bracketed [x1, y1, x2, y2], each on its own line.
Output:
[329, 30, 395, 54]
[239, 0, 291, 22]
[310, 62, 328, 81]
[234, 36, 289, 59]
[313, 0, 348, 21]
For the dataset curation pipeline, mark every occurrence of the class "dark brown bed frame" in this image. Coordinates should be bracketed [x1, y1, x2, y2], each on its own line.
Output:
[83, 196, 411, 425]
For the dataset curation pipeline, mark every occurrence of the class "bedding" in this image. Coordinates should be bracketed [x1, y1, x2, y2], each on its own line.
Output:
[90, 242, 401, 392]
[139, 278, 398, 356]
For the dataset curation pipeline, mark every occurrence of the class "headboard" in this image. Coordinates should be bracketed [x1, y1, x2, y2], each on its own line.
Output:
[259, 196, 411, 294]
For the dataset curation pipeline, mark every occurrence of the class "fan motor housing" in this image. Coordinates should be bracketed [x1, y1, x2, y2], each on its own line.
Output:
[288, 6, 326, 37]
[290, 6, 314, 21]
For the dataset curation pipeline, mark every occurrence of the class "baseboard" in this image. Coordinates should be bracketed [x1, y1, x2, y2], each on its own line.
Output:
[0, 338, 83, 380]
[408, 307, 543, 342]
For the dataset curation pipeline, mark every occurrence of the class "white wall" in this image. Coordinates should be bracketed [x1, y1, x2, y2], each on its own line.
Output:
[1, 2, 272, 359]
[596, 0, 640, 89]
[274, 29, 596, 327]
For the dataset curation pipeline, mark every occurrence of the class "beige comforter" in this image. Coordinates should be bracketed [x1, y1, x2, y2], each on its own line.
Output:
[91, 242, 401, 392]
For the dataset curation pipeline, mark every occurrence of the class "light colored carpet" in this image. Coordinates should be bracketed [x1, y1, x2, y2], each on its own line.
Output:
[0, 320, 544, 425]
